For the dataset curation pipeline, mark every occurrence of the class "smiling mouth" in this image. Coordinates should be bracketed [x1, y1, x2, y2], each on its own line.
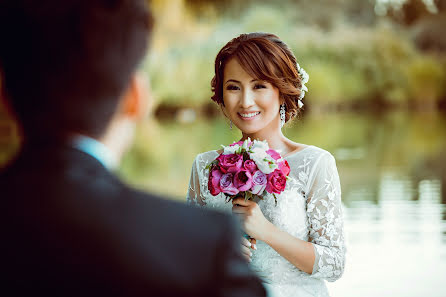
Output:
[238, 112, 260, 119]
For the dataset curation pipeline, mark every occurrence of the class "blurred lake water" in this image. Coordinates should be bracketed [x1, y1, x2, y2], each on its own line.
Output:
[119, 110, 446, 297]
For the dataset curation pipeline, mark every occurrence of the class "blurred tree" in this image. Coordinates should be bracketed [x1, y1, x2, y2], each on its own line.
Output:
[378, 0, 446, 52]
[144, 0, 446, 110]
[375, 0, 445, 24]
[412, 11, 446, 52]
[184, 0, 378, 28]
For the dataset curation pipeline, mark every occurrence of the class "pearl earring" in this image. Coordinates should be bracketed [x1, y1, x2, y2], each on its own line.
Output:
[229, 120, 233, 130]
[280, 104, 286, 128]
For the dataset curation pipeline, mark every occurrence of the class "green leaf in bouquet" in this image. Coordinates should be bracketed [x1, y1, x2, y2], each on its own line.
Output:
[225, 195, 234, 203]
[272, 193, 278, 206]
[242, 151, 250, 161]
[205, 160, 218, 170]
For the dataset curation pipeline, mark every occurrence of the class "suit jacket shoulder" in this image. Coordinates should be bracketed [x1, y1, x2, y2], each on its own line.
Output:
[1, 144, 265, 297]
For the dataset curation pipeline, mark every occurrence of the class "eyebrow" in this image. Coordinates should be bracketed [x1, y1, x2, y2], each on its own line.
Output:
[224, 79, 262, 84]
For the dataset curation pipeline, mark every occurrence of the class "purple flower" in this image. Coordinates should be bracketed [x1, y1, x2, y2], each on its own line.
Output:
[243, 159, 258, 173]
[220, 173, 239, 195]
[233, 169, 253, 192]
[250, 170, 267, 195]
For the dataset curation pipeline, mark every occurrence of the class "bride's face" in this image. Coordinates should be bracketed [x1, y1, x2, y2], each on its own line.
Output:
[222, 58, 281, 135]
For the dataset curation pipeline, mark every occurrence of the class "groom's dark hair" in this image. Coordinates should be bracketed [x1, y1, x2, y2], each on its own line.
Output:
[0, 0, 153, 141]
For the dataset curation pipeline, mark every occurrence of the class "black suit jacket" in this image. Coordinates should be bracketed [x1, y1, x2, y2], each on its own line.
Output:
[1, 143, 265, 297]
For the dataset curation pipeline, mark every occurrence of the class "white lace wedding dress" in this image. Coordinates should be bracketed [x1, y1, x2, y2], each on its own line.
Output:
[186, 145, 346, 297]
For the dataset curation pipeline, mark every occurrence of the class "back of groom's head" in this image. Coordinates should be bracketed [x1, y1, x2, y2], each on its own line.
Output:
[0, 0, 153, 141]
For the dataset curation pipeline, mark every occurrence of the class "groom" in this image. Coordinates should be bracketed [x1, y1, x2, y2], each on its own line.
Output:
[0, 1, 265, 296]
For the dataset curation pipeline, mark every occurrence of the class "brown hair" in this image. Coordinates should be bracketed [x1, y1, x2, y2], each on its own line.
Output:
[211, 32, 303, 123]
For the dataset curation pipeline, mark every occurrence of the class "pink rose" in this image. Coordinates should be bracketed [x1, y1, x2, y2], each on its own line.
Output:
[233, 169, 253, 192]
[217, 154, 243, 173]
[266, 169, 287, 194]
[278, 160, 290, 176]
[220, 173, 239, 195]
[230, 140, 252, 147]
[266, 149, 281, 160]
[208, 166, 223, 196]
[243, 159, 258, 173]
[251, 170, 267, 195]
[230, 141, 244, 147]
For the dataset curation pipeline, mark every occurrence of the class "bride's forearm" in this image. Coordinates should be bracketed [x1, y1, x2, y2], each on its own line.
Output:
[261, 224, 315, 274]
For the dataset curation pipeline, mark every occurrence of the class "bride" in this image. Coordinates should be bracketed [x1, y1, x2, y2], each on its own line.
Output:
[187, 32, 346, 297]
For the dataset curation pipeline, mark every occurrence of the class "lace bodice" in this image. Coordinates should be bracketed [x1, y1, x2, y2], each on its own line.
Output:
[187, 145, 346, 297]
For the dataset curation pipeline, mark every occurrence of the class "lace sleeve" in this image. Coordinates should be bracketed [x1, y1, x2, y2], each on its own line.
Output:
[186, 156, 207, 207]
[306, 152, 346, 282]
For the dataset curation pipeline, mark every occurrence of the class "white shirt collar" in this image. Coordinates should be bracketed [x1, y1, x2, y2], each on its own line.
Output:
[70, 134, 118, 170]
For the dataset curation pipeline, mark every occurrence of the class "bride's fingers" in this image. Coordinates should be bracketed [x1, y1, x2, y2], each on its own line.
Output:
[242, 236, 251, 248]
[241, 245, 252, 262]
[240, 237, 253, 262]
[232, 204, 247, 214]
[250, 238, 257, 250]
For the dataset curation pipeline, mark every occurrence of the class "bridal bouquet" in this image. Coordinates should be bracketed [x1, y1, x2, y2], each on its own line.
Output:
[207, 138, 291, 205]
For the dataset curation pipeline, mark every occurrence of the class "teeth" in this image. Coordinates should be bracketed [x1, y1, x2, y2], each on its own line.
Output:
[240, 112, 260, 118]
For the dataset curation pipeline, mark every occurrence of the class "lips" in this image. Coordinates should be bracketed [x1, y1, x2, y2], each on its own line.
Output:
[238, 111, 260, 119]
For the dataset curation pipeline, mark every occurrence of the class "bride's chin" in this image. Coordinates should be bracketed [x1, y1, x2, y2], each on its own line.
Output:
[238, 127, 261, 135]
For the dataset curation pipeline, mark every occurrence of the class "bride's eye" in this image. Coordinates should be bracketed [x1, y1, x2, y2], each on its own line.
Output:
[254, 83, 267, 89]
[226, 85, 240, 91]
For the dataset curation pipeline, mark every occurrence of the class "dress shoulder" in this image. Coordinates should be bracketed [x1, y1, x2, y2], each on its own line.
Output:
[194, 150, 219, 164]
[303, 145, 334, 158]
[191, 150, 220, 173]
[187, 150, 220, 206]
[285, 145, 336, 169]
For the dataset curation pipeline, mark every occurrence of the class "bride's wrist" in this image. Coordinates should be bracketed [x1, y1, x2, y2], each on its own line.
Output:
[260, 221, 277, 243]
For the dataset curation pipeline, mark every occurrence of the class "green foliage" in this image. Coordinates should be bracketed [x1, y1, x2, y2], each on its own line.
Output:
[405, 56, 446, 103]
[146, 2, 446, 109]
[291, 26, 421, 104]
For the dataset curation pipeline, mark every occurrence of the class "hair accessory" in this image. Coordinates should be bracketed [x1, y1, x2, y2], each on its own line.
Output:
[280, 104, 286, 128]
[296, 63, 309, 107]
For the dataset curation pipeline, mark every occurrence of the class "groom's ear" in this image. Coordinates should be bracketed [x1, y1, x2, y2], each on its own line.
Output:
[120, 72, 153, 120]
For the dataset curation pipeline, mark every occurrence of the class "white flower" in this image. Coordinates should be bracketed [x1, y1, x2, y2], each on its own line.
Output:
[300, 68, 309, 84]
[250, 151, 277, 174]
[296, 63, 309, 100]
[251, 139, 269, 151]
[242, 138, 251, 151]
[222, 144, 239, 155]
[249, 148, 267, 160]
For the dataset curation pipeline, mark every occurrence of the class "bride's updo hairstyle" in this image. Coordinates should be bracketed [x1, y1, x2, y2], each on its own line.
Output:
[211, 32, 304, 123]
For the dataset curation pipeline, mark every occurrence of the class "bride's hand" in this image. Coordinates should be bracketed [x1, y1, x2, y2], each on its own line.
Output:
[241, 236, 255, 262]
[232, 198, 274, 241]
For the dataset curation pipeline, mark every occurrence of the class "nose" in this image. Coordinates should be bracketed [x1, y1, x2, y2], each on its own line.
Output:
[241, 89, 255, 109]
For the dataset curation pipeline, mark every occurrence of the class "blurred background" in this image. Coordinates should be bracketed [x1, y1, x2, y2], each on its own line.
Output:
[1, 0, 445, 296]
